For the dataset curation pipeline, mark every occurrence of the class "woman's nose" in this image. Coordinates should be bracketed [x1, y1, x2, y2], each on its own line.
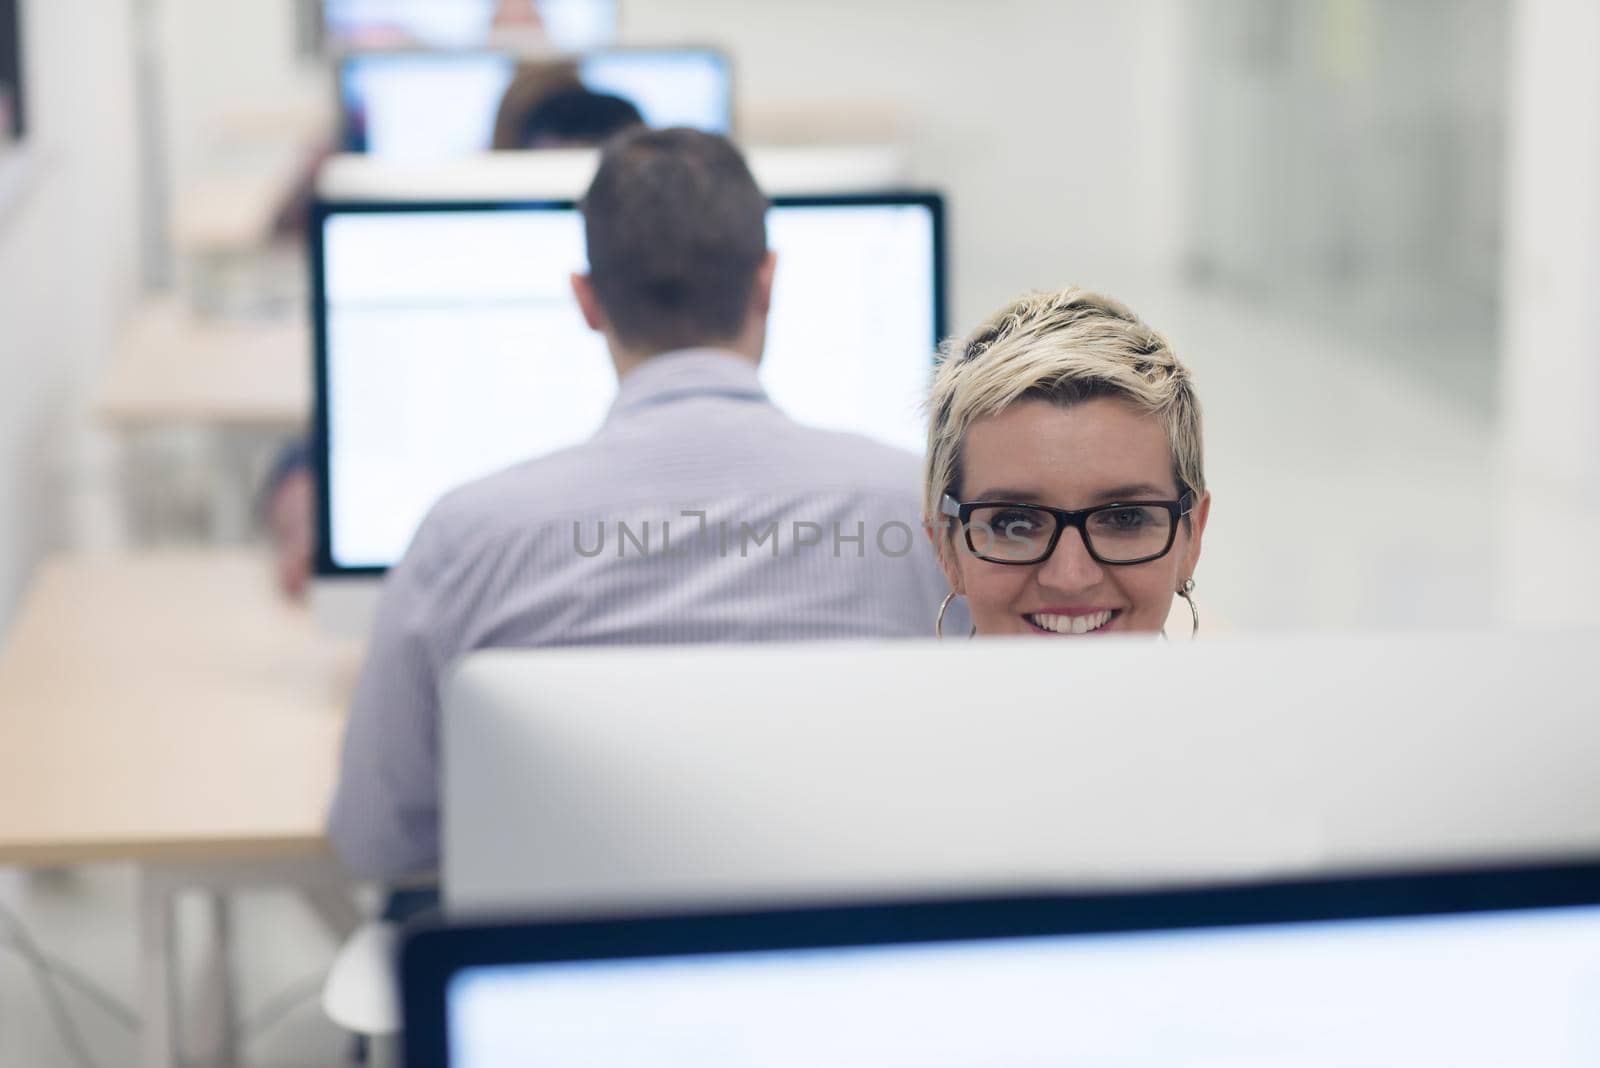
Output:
[1034, 527, 1105, 592]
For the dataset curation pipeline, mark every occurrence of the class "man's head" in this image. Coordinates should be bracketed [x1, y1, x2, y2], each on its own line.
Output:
[573, 128, 775, 367]
[517, 87, 644, 149]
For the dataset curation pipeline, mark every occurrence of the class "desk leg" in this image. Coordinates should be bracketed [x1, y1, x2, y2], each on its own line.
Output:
[206, 428, 256, 545]
[136, 857, 358, 1068]
[138, 869, 178, 1068]
[194, 891, 240, 1067]
[300, 882, 362, 943]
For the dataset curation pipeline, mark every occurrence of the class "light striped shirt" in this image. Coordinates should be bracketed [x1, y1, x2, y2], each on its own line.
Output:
[327, 349, 958, 878]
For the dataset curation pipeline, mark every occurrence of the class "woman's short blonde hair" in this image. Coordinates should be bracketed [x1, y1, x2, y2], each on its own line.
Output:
[924, 286, 1205, 521]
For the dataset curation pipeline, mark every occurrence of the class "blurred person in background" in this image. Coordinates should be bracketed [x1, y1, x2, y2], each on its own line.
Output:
[259, 440, 316, 601]
[924, 287, 1210, 640]
[490, 0, 547, 36]
[489, 59, 581, 147]
[491, 60, 645, 149]
[504, 86, 644, 149]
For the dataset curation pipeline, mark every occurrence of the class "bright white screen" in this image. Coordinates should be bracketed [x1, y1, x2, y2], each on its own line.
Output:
[326, 0, 617, 51]
[321, 202, 937, 569]
[578, 51, 731, 132]
[448, 904, 1600, 1067]
[342, 53, 516, 162]
[342, 49, 731, 161]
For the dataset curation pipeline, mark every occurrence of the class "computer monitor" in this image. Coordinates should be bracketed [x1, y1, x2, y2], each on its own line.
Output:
[441, 633, 1600, 915]
[576, 48, 733, 132]
[311, 194, 944, 578]
[404, 860, 1600, 1066]
[338, 47, 733, 160]
[324, 0, 616, 52]
[339, 52, 516, 161]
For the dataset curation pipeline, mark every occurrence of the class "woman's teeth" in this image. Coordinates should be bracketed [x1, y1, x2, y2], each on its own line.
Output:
[1027, 610, 1114, 635]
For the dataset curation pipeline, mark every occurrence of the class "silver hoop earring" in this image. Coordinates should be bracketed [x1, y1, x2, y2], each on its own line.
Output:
[935, 591, 975, 639]
[1178, 577, 1199, 640]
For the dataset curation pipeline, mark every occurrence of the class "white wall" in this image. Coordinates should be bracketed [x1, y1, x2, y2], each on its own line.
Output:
[1184, 0, 1507, 336]
[1498, 0, 1600, 626]
[156, 0, 330, 193]
[1501, 0, 1600, 495]
[624, 0, 1189, 331]
[0, 0, 140, 630]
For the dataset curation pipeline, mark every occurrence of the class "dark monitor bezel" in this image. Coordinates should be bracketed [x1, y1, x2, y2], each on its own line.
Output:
[309, 192, 948, 579]
[335, 43, 737, 153]
[403, 859, 1600, 1067]
[0, 0, 22, 143]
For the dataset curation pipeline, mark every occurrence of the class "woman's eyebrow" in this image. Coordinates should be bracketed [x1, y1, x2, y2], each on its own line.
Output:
[970, 483, 1175, 504]
[969, 488, 1047, 503]
[1093, 483, 1173, 501]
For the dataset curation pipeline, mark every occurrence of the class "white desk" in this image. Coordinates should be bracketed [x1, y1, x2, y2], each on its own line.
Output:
[97, 298, 310, 543]
[98, 298, 308, 430]
[316, 142, 911, 201]
[169, 135, 318, 259]
[0, 552, 361, 1068]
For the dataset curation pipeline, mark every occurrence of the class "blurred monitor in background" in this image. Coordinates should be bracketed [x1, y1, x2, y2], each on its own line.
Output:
[340, 51, 523, 159]
[574, 48, 733, 132]
[324, 0, 617, 52]
[338, 48, 733, 161]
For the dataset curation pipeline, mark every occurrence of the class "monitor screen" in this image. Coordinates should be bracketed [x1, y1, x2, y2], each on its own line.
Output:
[577, 50, 732, 133]
[339, 48, 732, 160]
[314, 196, 944, 573]
[325, 0, 616, 52]
[341, 52, 516, 161]
[442, 899, 1600, 1066]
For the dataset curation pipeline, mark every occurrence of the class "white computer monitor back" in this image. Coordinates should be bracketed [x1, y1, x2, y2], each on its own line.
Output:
[443, 631, 1600, 916]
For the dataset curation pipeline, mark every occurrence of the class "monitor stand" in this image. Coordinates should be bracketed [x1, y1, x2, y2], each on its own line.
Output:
[311, 576, 382, 637]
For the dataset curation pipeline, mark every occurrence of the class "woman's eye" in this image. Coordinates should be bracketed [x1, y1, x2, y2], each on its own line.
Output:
[1098, 507, 1154, 531]
[994, 511, 1044, 534]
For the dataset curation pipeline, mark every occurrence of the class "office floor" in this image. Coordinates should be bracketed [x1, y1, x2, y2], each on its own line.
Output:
[4, 285, 1595, 1068]
[0, 868, 349, 1067]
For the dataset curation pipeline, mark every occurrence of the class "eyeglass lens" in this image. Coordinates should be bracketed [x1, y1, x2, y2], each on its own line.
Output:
[964, 504, 1174, 563]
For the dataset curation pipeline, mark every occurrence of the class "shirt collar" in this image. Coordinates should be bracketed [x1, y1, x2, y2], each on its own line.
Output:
[606, 348, 768, 421]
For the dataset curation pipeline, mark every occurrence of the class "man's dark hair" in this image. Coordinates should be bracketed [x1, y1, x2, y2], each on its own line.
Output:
[581, 127, 769, 354]
[518, 87, 644, 149]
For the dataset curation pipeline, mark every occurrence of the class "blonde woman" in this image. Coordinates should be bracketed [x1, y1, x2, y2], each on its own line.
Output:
[924, 287, 1210, 638]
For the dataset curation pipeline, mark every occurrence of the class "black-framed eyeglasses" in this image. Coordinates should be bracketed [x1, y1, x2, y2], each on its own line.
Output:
[940, 490, 1196, 566]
